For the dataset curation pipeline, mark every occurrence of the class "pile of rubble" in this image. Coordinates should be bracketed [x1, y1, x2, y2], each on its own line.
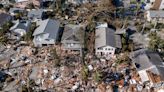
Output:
[0, 44, 157, 92]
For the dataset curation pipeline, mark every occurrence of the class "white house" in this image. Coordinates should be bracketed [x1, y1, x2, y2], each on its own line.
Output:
[33, 19, 60, 47]
[145, 10, 164, 22]
[95, 27, 122, 58]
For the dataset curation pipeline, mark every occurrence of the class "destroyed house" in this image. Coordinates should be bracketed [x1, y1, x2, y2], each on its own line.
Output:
[130, 49, 164, 85]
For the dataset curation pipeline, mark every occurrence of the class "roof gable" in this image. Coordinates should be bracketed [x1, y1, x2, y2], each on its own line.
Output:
[61, 24, 85, 43]
[33, 19, 60, 39]
[66, 35, 80, 41]
[95, 27, 122, 48]
[130, 49, 164, 71]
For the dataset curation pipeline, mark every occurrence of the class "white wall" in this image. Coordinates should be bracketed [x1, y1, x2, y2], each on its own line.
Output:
[62, 42, 81, 49]
[96, 46, 116, 57]
[146, 11, 152, 21]
[159, 0, 164, 9]
[138, 70, 149, 83]
[33, 33, 55, 46]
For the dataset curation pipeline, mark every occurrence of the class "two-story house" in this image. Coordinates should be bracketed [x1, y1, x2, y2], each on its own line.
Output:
[33, 19, 60, 47]
[61, 24, 85, 55]
[95, 27, 122, 58]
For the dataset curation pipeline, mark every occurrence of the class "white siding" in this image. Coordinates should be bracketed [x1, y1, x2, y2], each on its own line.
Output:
[138, 70, 149, 83]
[33, 33, 55, 47]
[96, 46, 116, 57]
[146, 11, 152, 21]
[62, 42, 81, 50]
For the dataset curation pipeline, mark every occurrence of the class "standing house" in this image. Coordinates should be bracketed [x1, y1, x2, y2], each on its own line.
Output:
[130, 49, 164, 87]
[33, 19, 60, 47]
[61, 24, 85, 54]
[145, 10, 164, 22]
[95, 27, 122, 58]
[10, 20, 31, 37]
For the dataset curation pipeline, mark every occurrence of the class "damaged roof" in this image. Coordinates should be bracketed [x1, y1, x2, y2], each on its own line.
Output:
[130, 49, 164, 81]
[27, 9, 44, 19]
[61, 24, 85, 43]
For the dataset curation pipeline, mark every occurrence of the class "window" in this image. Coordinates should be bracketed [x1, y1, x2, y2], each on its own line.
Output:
[70, 43, 74, 47]
[67, 43, 71, 47]
[146, 0, 150, 3]
[98, 48, 102, 50]
[108, 48, 110, 50]
[45, 39, 50, 41]
[151, 2, 154, 5]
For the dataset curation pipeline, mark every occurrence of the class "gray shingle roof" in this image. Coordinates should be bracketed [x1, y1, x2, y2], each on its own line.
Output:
[95, 27, 122, 48]
[130, 49, 164, 81]
[33, 19, 60, 39]
[130, 49, 164, 71]
[61, 24, 85, 43]
[27, 9, 44, 19]
[156, 66, 164, 81]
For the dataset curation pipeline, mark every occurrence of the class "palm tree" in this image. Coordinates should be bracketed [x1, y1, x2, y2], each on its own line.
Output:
[93, 70, 102, 83]
[81, 65, 89, 81]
